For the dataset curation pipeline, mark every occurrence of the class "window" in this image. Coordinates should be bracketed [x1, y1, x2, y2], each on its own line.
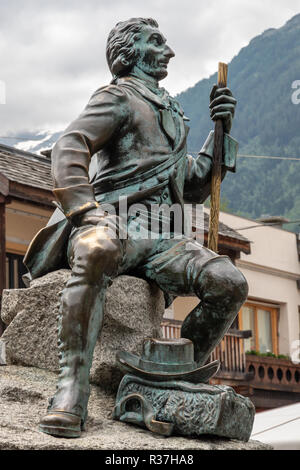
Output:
[239, 302, 278, 355]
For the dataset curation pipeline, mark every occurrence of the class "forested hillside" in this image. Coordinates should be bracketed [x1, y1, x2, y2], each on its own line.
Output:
[177, 14, 300, 231]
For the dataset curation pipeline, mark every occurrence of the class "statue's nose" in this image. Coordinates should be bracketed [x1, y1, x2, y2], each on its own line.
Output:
[164, 45, 175, 59]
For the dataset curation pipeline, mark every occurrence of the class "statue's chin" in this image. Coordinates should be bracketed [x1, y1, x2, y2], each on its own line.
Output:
[133, 63, 168, 82]
[157, 71, 168, 81]
[151, 68, 168, 81]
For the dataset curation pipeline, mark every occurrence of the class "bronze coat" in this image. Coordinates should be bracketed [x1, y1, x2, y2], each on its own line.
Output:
[24, 76, 237, 281]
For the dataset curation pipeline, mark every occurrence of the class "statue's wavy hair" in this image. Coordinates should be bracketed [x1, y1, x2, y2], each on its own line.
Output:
[106, 18, 158, 81]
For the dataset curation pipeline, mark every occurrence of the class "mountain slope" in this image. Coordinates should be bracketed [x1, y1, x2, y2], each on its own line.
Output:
[177, 14, 300, 230]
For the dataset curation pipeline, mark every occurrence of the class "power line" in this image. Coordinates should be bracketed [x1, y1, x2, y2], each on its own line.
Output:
[240, 154, 300, 162]
[189, 151, 300, 161]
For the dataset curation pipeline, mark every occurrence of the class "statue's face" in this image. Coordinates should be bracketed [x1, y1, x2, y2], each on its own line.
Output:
[134, 25, 175, 80]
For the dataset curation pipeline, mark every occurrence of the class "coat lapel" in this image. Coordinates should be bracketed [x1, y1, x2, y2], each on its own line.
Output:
[118, 77, 187, 148]
[160, 109, 177, 143]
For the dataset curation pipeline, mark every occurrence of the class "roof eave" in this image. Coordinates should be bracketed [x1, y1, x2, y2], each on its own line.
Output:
[203, 231, 251, 255]
[0, 173, 53, 207]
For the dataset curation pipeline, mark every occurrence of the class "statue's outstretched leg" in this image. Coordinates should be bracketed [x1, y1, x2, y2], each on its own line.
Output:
[141, 240, 248, 367]
[181, 255, 248, 365]
[39, 224, 123, 438]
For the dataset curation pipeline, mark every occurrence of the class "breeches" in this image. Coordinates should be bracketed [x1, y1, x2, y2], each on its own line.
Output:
[66, 213, 248, 303]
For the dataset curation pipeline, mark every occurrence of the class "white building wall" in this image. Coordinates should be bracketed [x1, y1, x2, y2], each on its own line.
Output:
[215, 210, 300, 356]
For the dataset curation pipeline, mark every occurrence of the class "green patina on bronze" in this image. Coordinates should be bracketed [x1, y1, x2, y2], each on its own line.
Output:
[23, 17, 249, 439]
[113, 338, 255, 440]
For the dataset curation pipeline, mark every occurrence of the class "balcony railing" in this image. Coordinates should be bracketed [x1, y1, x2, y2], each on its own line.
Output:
[210, 329, 252, 378]
[161, 319, 182, 339]
[161, 319, 251, 378]
[246, 354, 300, 392]
[161, 320, 300, 407]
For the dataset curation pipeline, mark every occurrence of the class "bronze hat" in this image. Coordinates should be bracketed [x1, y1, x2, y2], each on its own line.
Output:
[116, 337, 220, 383]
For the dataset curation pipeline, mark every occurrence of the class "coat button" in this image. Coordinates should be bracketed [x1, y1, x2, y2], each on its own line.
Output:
[157, 174, 166, 183]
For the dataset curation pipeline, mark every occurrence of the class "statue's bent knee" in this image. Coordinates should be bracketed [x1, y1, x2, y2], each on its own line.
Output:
[193, 256, 248, 307]
[68, 228, 123, 282]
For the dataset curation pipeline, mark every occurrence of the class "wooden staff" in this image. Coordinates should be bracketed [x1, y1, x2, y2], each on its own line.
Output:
[208, 62, 228, 252]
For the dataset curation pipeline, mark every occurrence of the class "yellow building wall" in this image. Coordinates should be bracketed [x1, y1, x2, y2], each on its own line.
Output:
[172, 296, 199, 322]
[6, 199, 52, 255]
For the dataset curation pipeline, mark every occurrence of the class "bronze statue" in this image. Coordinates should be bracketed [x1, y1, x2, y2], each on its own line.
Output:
[24, 18, 248, 438]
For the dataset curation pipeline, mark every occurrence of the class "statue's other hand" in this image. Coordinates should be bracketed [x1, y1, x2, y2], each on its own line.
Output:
[209, 85, 237, 134]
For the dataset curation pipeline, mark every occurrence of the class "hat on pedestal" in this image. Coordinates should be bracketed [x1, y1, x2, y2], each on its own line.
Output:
[116, 337, 220, 383]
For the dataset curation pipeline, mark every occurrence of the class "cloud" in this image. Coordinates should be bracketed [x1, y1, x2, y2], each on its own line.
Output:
[0, 0, 299, 135]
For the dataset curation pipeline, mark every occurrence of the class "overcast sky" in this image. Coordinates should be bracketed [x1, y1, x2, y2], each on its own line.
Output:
[0, 0, 299, 136]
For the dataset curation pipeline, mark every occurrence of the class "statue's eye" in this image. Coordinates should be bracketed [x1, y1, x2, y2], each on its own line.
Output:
[151, 35, 162, 46]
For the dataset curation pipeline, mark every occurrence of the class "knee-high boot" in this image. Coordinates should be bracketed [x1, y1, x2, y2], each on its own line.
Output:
[38, 279, 108, 438]
[38, 222, 124, 437]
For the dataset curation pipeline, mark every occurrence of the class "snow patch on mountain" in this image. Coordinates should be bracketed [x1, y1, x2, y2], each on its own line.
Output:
[0, 129, 62, 155]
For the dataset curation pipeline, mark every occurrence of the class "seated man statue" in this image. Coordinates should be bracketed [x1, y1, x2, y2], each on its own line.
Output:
[24, 17, 248, 438]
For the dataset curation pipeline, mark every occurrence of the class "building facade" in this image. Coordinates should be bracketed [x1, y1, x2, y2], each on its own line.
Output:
[218, 210, 300, 358]
[169, 209, 300, 409]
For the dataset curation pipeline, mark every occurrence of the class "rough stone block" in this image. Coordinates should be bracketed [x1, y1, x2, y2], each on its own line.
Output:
[0, 270, 165, 391]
